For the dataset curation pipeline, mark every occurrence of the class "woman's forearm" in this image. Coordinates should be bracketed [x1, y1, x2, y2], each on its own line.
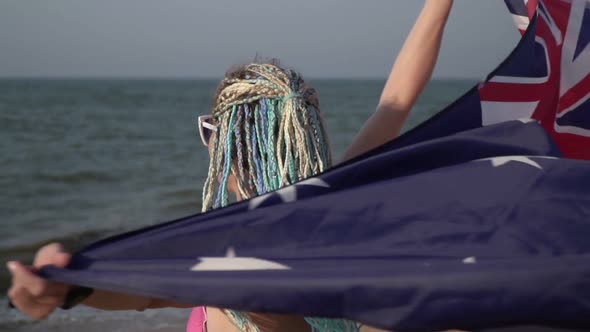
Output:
[82, 289, 192, 311]
[342, 0, 453, 162]
[379, 0, 453, 112]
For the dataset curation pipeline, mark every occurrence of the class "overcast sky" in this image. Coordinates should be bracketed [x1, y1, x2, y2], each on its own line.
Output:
[0, 1, 520, 79]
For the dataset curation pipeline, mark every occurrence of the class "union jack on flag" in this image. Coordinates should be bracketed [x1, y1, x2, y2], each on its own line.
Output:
[370, 0, 590, 161]
[480, 0, 590, 159]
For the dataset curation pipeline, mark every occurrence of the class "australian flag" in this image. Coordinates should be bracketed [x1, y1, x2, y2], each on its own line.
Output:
[43, 1, 590, 331]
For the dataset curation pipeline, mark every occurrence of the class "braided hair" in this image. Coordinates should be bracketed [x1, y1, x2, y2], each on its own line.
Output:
[201, 63, 332, 212]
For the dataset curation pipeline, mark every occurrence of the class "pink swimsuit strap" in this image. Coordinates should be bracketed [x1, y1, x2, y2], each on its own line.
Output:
[187, 306, 207, 332]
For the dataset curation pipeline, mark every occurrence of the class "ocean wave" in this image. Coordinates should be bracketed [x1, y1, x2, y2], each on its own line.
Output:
[159, 200, 200, 214]
[159, 188, 199, 200]
[33, 171, 118, 184]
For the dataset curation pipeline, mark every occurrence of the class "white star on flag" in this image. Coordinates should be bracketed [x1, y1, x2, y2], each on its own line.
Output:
[248, 177, 330, 210]
[190, 247, 291, 271]
[517, 118, 538, 124]
[478, 155, 558, 169]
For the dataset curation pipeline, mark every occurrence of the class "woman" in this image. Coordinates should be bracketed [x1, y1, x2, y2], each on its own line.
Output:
[7, 1, 454, 331]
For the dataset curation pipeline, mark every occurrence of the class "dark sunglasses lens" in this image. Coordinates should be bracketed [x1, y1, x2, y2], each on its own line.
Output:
[202, 127, 213, 145]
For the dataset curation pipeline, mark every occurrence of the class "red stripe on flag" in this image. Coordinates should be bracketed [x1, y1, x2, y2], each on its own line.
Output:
[526, 0, 540, 19]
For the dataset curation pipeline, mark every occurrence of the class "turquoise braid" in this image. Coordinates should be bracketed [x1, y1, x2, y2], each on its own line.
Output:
[216, 106, 237, 207]
[251, 120, 266, 194]
[265, 99, 281, 189]
[304, 318, 362, 332]
[212, 111, 229, 209]
[254, 105, 271, 191]
[244, 105, 259, 194]
[234, 106, 247, 191]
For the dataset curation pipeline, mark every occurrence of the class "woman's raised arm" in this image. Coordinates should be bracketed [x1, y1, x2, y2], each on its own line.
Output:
[343, 0, 453, 162]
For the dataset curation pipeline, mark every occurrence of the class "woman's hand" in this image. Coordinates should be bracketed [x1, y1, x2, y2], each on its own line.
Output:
[7, 242, 194, 316]
[7, 242, 72, 319]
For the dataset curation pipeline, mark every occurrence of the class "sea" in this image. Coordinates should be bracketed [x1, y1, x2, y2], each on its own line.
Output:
[0, 78, 475, 331]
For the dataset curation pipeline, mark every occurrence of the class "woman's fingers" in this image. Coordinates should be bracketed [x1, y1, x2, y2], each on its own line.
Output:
[34, 243, 71, 269]
[6, 261, 69, 319]
[7, 284, 57, 320]
[34, 294, 65, 306]
[8, 261, 67, 296]
[6, 243, 73, 321]
[8, 262, 44, 294]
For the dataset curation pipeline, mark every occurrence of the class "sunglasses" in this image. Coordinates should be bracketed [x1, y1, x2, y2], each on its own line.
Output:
[198, 115, 218, 147]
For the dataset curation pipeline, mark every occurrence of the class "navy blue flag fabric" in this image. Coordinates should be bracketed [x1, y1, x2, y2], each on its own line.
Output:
[42, 1, 590, 331]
